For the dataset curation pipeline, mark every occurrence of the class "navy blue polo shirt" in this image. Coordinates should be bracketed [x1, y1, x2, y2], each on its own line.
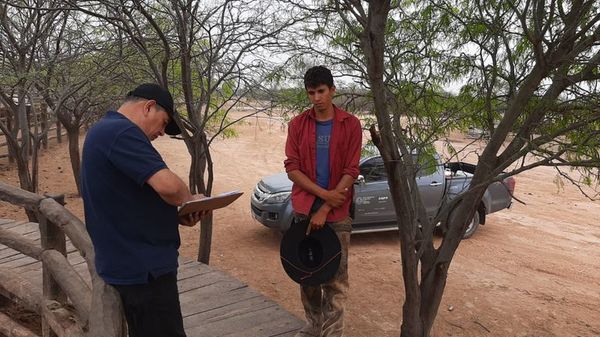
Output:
[81, 111, 180, 285]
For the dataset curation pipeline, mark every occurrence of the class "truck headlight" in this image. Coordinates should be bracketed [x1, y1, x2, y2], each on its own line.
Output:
[264, 192, 291, 204]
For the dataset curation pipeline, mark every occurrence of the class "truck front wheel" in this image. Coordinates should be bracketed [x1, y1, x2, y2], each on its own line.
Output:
[462, 211, 480, 239]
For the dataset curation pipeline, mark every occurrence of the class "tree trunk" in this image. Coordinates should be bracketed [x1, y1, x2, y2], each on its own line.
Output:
[186, 132, 215, 264]
[66, 128, 81, 195]
[41, 102, 48, 149]
[417, 259, 449, 335]
[188, 133, 208, 195]
[56, 121, 62, 144]
[197, 214, 213, 264]
[13, 147, 36, 221]
[416, 178, 489, 336]
[33, 105, 39, 151]
[4, 113, 15, 163]
[355, 1, 428, 335]
[17, 91, 30, 158]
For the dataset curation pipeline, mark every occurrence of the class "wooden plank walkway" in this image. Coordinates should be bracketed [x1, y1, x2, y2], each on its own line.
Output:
[0, 218, 303, 337]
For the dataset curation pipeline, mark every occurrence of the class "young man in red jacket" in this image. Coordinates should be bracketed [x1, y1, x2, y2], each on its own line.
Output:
[284, 66, 362, 337]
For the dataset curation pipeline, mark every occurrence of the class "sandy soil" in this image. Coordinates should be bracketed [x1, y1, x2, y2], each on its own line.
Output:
[1, 113, 599, 337]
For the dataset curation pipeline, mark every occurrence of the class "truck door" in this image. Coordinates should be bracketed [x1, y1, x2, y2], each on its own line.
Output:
[415, 158, 445, 221]
[353, 157, 395, 227]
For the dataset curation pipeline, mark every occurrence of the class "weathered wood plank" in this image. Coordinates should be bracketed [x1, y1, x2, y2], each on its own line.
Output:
[0, 219, 20, 227]
[71, 261, 92, 288]
[66, 251, 85, 265]
[0, 241, 76, 269]
[181, 284, 302, 335]
[17, 253, 90, 291]
[177, 260, 214, 280]
[0, 221, 40, 235]
[0, 225, 42, 259]
[0, 234, 42, 260]
[178, 272, 243, 294]
[0, 232, 42, 255]
[180, 287, 261, 315]
[0, 310, 41, 337]
[0, 236, 41, 260]
[0, 254, 39, 268]
[18, 263, 44, 290]
[88, 276, 126, 337]
[0, 246, 79, 270]
[184, 295, 277, 330]
[41, 250, 91, 323]
[39, 213, 68, 335]
[0, 183, 44, 210]
[222, 313, 302, 337]
[37, 199, 93, 269]
[0, 221, 71, 257]
[185, 296, 302, 337]
[0, 248, 25, 261]
[0, 266, 85, 337]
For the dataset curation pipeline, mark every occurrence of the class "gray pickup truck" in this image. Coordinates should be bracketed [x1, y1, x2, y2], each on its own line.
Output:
[250, 153, 515, 239]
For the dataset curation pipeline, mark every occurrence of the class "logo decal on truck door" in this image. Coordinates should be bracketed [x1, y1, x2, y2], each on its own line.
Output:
[355, 196, 375, 205]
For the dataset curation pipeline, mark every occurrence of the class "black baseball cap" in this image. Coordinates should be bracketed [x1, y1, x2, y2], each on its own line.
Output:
[280, 218, 342, 286]
[127, 83, 181, 135]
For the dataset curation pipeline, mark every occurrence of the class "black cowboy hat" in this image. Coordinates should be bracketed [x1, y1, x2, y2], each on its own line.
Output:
[280, 218, 341, 286]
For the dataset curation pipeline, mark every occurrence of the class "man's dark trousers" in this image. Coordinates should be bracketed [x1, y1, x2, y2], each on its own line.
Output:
[112, 271, 186, 337]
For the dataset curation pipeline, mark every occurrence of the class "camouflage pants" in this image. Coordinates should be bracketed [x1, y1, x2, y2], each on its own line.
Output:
[295, 216, 352, 337]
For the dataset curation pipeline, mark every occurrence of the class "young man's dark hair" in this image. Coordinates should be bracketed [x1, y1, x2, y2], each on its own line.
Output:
[303, 65, 334, 89]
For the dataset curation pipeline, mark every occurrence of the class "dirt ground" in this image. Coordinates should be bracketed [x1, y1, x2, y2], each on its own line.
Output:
[1, 113, 599, 337]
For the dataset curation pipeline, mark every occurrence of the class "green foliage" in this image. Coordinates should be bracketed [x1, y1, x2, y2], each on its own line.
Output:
[270, 87, 309, 120]
[415, 144, 438, 176]
[462, 22, 488, 40]
[221, 80, 236, 100]
[221, 127, 238, 138]
[361, 141, 379, 158]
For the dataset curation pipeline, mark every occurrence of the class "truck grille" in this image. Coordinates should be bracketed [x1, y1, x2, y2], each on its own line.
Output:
[251, 204, 262, 217]
[253, 183, 270, 202]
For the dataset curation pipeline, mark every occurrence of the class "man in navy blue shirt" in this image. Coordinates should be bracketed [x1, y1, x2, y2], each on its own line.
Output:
[81, 83, 202, 337]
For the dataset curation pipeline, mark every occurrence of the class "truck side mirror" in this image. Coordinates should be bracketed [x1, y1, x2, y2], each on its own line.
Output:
[355, 175, 365, 185]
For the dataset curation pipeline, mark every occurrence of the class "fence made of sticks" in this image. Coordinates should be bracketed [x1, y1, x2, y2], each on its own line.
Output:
[0, 182, 125, 337]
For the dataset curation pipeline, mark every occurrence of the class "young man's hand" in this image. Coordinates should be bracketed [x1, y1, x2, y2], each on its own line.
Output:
[322, 187, 347, 208]
[309, 208, 328, 231]
[309, 201, 334, 231]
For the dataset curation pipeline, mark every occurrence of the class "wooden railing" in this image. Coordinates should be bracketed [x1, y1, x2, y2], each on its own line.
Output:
[0, 182, 125, 337]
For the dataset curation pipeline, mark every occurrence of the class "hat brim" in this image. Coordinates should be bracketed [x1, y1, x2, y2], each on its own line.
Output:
[280, 219, 341, 286]
[165, 119, 181, 135]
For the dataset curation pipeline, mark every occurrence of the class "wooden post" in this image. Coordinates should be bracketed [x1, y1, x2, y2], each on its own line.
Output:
[39, 194, 67, 337]
[40, 250, 91, 323]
